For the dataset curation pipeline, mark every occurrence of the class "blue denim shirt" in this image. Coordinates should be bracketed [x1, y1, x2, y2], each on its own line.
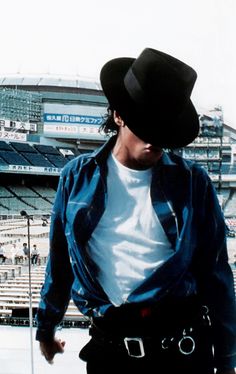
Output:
[36, 136, 236, 369]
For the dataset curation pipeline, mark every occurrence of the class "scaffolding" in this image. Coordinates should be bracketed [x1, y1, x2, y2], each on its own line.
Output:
[181, 107, 225, 192]
[0, 88, 42, 123]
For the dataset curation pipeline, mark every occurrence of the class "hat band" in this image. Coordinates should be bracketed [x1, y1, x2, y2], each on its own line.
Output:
[124, 68, 146, 104]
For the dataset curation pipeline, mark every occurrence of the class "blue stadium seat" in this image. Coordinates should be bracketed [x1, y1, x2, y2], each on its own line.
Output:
[0, 150, 30, 166]
[22, 152, 54, 167]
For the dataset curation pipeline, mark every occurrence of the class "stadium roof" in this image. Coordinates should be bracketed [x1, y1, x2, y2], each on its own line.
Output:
[0, 74, 102, 91]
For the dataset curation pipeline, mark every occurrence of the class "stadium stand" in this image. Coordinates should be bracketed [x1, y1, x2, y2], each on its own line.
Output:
[6, 185, 53, 212]
[44, 153, 67, 168]
[0, 264, 90, 327]
[0, 182, 55, 214]
[31, 185, 55, 197]
[0, 140, 79, 169]
[224, 190, 236, 217]
[10, 142, 38, 153]
[0, 139, 81, 215]
[0, 186, 55, 215]
[217, 189, 231, 210]
[22, 152, 54, 167]
[33, 144, 80, 167]
[1, 137, 236, 219]
[0, 149, 30, 166]
[33, 144, 61, 155]
[4, 151, 29, 165]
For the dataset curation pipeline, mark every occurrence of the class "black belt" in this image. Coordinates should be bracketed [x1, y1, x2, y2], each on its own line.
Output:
[90, 298, 211, 359]
[90, 321, 210, 358]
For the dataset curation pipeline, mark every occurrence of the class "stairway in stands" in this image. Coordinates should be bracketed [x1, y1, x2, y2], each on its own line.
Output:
[0, 264, 90, 328]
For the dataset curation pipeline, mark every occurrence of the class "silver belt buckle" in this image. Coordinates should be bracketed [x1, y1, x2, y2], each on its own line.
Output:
[124, 337, 145, 358]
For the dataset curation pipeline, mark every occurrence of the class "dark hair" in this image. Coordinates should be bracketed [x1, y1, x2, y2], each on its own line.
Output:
[99, 107, 118, 136]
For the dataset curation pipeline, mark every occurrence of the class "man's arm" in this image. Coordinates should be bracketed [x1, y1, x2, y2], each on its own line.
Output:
[36, 170, 74, 341]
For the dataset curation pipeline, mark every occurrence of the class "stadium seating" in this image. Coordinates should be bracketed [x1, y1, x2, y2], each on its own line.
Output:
[224, 191, 236, 217]
[0, 140, 79, 169]
[31, 185, 56, 198]
[33, 144, 61, 155]
[22, 152, 54, 167]
[44, 154, 67, 168]
[0, 141, 13, 151]
[0, 264, 90, 327]
[0, 140, 81, 215]
[10, 142, 38, 153]
[0, 150, 30, 166]
[0, 137, 236, 222]
[0, 184, 55, 214]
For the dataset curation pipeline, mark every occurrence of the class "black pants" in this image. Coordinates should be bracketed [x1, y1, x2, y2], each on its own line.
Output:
[31, 255, 38, 265]
[79, 297, 214, 374]
[85, 346, 214, 374]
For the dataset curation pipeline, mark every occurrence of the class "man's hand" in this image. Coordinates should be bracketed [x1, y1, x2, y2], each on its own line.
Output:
[39, 337, 65, 364]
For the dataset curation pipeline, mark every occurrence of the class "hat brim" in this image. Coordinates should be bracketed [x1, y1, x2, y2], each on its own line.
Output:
[100, 57, 199, 148]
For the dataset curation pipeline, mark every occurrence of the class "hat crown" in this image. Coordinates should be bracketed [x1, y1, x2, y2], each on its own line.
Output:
[124, 48, 197, 114]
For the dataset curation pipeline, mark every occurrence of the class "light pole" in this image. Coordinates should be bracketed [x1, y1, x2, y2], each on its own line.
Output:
[20, 210, 34, 374]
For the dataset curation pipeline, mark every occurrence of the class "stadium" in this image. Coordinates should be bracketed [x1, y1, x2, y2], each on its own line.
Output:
[0, 74, 236, 373]
[0, 75, 236, 230]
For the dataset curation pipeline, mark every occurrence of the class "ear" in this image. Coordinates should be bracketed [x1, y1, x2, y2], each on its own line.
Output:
[113, 111, 125, 127]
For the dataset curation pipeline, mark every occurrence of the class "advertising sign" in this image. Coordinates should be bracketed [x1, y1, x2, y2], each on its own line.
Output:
[43, 103, 107, 140]
[0, 130, 27, 141]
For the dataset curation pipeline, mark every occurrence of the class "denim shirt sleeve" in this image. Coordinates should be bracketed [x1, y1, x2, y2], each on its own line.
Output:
[35, 166, 74, 342]
[193, 167, 236, 370]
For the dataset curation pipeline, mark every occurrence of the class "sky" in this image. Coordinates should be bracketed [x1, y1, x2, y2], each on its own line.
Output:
[0, 0, 236, 128]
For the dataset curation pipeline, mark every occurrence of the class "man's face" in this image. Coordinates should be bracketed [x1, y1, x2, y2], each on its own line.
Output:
[113, 112, 162, 170]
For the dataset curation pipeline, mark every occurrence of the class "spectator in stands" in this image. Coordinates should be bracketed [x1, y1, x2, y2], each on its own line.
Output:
[0, 243, 7, 264]
[22, 242, 29, 256]
[31, 244, 39, 266]
[36, 48, 236, 374]
[14, 243, 24, 264]
[19, 242, 30, 264]
[41, 215, 49, 226]
[10, 243, 17, 264]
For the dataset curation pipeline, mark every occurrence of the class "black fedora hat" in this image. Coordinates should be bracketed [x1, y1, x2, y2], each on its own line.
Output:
[100, 48, 200, 148]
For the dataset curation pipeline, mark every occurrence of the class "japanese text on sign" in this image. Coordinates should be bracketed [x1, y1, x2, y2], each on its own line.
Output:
[44, 113, 103, 125]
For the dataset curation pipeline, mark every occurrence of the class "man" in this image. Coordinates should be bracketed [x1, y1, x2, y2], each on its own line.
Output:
[22, 242, 30, 264]
[14, 242, 24, 264]
[10, 243, 17, 264]
[31, 244, 39, 265]
[0, 243, 7, 264]
[36, 48, 236, 374]
[22, 242, 29, 256]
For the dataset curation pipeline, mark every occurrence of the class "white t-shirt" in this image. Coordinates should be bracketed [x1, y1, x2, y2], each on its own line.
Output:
[86, 153, 174, 306]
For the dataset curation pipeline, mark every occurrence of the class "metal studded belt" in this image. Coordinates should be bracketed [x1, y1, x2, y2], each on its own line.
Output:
[90, 305, 211, 359]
